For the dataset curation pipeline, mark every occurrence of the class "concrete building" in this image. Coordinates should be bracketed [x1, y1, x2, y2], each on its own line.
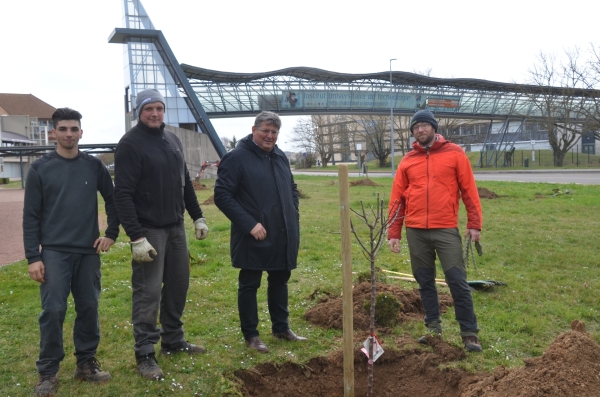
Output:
[0, 94, 56, 179]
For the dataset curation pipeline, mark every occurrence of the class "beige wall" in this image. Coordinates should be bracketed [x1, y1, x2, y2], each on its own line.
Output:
[1, 115, 30, 136]
[167, 124, 220, 179]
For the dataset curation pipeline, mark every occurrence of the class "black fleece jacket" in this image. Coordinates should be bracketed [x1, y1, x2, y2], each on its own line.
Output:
[113, 121, 203, 241]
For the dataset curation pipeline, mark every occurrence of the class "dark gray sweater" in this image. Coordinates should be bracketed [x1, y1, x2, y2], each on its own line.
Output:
[22, 151, 119, 264]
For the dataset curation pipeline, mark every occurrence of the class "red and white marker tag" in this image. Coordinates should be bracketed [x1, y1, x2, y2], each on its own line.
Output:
[361, 337, 384, 362]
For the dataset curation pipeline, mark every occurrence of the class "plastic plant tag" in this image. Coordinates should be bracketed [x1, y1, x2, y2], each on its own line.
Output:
[361, 337, 384, 362]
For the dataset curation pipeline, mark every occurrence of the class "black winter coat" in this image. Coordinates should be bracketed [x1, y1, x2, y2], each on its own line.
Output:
[214, 135, 299, 271]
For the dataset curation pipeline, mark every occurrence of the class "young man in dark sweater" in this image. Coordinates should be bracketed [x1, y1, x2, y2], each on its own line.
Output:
[23, 108, 119, 396]
[113, 88, 209, 380]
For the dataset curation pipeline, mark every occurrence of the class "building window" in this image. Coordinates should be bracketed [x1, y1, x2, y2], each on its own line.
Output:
[582, 144, 595, 155]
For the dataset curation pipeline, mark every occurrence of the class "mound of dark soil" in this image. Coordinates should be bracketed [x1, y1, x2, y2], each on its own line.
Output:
[477, 187, 500, 199]
[193, 181, 208, 190]
[202, 195, 214, 205]
[478, 187, 499, 199]
[234, 322, 600, 397]
[350, 178, 381, 187]
[303, 282, 453, 330]
[462, 321, 600, 396]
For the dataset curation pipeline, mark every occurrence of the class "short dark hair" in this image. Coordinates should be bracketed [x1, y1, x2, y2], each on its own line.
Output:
[52, 107, 82, 127]
[254, 111, 281, 130]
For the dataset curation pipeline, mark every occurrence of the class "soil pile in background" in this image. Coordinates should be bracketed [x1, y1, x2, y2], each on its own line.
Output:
[478, 187, 499, 199]
[202, 195, 214, 205]
[234, 321, 600, 397]
[193, 181, 208, 190]
[350, 178, 381, 187]
[303, 282, 453, 330]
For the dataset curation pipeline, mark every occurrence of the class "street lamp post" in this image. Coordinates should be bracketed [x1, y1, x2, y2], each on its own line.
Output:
[390, 58, 397, 176]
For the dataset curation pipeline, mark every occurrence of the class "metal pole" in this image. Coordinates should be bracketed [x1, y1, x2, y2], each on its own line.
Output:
[389, 58, 397, 176]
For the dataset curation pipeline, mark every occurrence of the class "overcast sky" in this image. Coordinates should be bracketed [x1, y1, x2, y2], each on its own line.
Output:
[2, 0, 598, 152]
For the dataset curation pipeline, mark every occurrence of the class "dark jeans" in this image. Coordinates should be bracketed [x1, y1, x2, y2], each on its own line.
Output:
[131, 224, 190, 356]
[37, 249, 101, 375]
[238, 269, 291, 340]
[405, 227, 479, 337]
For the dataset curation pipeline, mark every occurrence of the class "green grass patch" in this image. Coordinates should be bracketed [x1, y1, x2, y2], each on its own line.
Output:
[1, 176, 599, 395]
[309, 149, 600, 172]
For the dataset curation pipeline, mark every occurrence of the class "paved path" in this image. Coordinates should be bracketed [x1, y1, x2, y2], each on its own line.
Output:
[0, 188, 25, 266]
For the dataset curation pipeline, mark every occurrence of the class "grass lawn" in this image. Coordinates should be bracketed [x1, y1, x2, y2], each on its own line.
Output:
[1, 175, 599, 396]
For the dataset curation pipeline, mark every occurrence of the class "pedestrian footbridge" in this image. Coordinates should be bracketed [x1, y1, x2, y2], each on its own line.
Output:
[109, 0, 599, 159]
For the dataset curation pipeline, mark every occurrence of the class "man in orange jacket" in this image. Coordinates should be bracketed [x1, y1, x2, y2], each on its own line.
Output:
[388, 110, 483, 352]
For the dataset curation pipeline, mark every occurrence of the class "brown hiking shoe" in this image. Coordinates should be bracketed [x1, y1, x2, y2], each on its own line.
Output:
[136, 353, 164, 380]
[34, 374, 58, 396]
[462, 335, 483, 352]
[160, 340, 206, 355]
[74, 357, 111, 383]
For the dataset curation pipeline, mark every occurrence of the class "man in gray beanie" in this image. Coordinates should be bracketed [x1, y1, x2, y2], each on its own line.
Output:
[388, 109, 483, 353]
[113, 88, 209, 380]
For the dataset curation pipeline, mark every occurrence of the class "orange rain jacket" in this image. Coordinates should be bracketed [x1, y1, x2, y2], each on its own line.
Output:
[388, 135, 482, 240]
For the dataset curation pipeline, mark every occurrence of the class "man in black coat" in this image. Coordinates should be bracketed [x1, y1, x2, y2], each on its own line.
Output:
[214, 111, 305, 353]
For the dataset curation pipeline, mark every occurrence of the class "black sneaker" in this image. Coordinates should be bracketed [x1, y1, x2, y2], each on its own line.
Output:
[462, 335, 483, 352]
[74, 357, 111, 383]
[136, 353, 164, 380]
[160, 340, 205, 355]
[34, 374, 58, 396]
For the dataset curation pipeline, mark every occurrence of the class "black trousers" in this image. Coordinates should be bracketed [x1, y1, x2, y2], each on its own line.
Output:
[238, 269, 291, 340]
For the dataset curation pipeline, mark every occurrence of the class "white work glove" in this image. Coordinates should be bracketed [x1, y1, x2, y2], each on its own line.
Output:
[130, 238, 157, 262]
[194, 218, 209, 240]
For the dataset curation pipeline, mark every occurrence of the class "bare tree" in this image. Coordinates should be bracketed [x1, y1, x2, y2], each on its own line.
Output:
[350, 197, 400, 397]
[525, 49, 588, 166]
[393, 116, 412, 155]
[311, 115, 341, 167]
[221, 136, 231, 150]
[578, 43, 600, 139]
[221, 136, 238, 152]
[289, 117, 318, 168]
[351, 115, 391, 168]
[229, 136, 238, 151]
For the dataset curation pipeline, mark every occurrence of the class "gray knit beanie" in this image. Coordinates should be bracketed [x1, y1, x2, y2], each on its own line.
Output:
[410, 110, 438, 133]
[136, 88, 165, 113]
